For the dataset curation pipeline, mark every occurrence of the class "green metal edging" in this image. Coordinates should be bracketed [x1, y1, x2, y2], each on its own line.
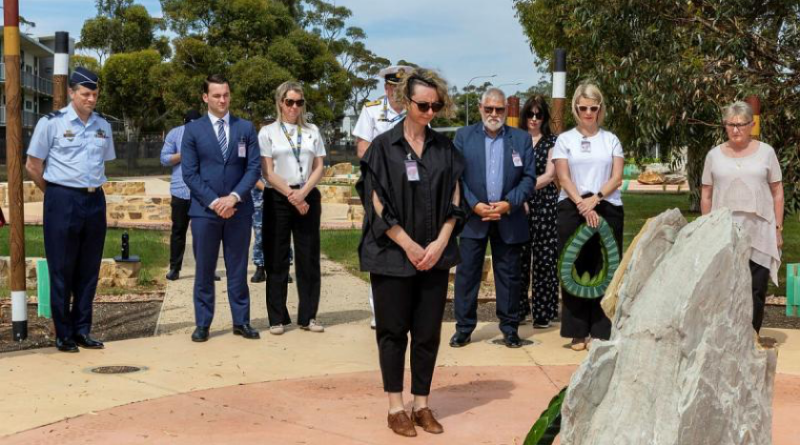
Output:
[36, 259, 51, 319]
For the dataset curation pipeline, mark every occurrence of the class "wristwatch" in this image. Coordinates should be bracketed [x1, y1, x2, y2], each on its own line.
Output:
[777, 224, 783, 231]
[596, 191, 604, 200]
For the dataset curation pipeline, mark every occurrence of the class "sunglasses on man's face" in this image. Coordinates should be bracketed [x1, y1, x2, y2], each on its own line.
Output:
[483, 106, 506, 115]
[576, 105, 600, 113]
[527, 111, 544, 120]
[411, 99, 444, 113]
[284, 98, 305, 108]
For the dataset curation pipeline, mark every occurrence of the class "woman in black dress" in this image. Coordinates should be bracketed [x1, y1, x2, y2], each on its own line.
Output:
[518, 95, 559, 328]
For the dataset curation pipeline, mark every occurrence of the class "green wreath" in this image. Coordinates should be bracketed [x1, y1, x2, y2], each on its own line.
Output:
[558, 217, 621, 299]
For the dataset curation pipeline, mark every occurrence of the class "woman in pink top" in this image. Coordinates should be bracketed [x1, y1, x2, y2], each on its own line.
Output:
[700, 101, 784, 333]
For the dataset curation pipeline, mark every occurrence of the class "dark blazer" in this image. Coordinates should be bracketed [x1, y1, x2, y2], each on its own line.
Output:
[181, 114, 261, 219]
[454, 122, 536, 244]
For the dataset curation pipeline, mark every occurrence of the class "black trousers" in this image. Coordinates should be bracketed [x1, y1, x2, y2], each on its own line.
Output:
[169, 196, 191, 271]
[750, 260, 769, 333]
[43, 184, 107, 340]
[557, 199, 624, 340]
[371, 270, 449, 396]
[263, 188, 321, 327]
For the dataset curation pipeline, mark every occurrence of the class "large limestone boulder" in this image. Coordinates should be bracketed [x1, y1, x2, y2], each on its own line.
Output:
[561, 209, 777, 445]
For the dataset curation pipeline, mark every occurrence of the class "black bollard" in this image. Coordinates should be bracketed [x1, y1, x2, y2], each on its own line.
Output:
[114, 231, 140, 263]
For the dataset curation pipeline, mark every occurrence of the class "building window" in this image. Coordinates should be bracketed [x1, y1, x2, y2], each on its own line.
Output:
[25, 100, 32, 110]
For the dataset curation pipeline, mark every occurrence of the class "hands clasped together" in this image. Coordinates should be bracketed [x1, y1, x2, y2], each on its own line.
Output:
[210, 195, 238, 219]
[287, 188, 310, 215]
[403, 238, 447, 272]
[473, 201, 511, 222]
[576, 194, 600, 228]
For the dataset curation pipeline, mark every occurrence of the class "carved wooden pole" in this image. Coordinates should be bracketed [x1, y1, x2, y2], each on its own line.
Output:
[4, 0, 27, 341]
[745, 95, 761, 138]
[506, 96, 520, 128]
[551, 48, 567, 135]
[52, 31, 69, 110]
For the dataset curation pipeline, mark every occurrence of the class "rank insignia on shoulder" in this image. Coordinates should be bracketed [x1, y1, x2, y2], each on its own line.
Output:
[96, 129, 106, 139]
[365, 98, 383, 107]
[45, 110, 64, 119]
[63, 129, 76, 141]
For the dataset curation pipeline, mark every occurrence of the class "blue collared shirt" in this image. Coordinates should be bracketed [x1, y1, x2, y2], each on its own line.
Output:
[27, 104, 116, 188]
[159, 125, 190, 200]
[484, 126, 505, 202]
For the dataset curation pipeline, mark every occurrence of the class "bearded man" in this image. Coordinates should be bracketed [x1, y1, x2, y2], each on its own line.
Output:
[450, 88, 537, 349]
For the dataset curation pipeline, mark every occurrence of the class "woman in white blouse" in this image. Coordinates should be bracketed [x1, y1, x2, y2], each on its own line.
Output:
[260, 81, 326, 335]
[553, 83, 624, 351]
[701, 101, 784, 334]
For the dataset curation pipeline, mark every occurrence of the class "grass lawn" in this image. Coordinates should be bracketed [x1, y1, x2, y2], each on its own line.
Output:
[0, 226, 170, 298]
[321, 192, 799, 296]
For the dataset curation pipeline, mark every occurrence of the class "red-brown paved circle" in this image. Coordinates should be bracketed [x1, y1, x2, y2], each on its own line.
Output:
[4, 366, 799, 444]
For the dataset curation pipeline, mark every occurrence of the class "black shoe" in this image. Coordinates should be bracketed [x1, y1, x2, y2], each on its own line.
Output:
[233, 324, 260, 339]
[214, 274, 222, 281]
[449, 331, 472, 348]
[166, 269, 180, 281]
[192, 326, 210, 342]
[250, 266, 266, 283]
[56, 338, 79, 353]
[74, 333, 104, 349]
[287, 274, 294, 284]
[503, 331, 522, 348]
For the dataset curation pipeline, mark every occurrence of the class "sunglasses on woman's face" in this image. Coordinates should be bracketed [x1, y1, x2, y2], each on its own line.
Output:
[284, 98, 305, 108]
[411, 99, 444, 113]
[577, 105, 600, 113]
[527, 111, 544, 120]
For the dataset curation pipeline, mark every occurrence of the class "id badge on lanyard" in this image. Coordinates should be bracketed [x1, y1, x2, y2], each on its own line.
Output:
[238, 138, 247, 158]
[512, 150, 523, 167]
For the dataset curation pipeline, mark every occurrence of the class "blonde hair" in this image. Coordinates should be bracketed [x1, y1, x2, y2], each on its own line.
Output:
[394, 68, 455, 118]
[722, 101, 754, 123]
[571, 82, 606, 126]
[275, 81, 309, 128]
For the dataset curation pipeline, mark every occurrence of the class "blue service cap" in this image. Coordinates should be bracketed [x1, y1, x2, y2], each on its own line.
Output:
[70, 67, 99, 90]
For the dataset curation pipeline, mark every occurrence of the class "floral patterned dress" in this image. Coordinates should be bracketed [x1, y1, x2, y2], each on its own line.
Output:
[519, 134, 559, 325]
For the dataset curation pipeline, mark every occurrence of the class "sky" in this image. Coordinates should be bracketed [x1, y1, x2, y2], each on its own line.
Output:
[21, 0, 546, 99]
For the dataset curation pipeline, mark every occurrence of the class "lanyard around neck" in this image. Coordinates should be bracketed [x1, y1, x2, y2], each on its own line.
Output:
[280, 123, 304, 174]
[381, 96, 405, 123]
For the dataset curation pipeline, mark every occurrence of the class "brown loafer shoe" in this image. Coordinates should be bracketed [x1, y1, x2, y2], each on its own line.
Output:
[411, 407, 444, 434]
[387, 411, 417, 437]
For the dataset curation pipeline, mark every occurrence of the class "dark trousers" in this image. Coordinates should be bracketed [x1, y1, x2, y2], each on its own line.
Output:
[454, 223, 523, 336]
[371, 270, 449, 395]
[43, 184, 107, 340]
[263, 188, 321, 327]
[191, 215, 252, 327]
[750, 260, 769, 333]
[169, 196, 191, 271]
[557, 199, 624, 340]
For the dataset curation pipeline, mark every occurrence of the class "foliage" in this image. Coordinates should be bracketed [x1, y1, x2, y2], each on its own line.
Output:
[79, 0, 168, 63]
[524, 387, 566, 445]
[70, 55, 101, 74]
[514, 0, 800, 212]
[159, 0, 349, 133]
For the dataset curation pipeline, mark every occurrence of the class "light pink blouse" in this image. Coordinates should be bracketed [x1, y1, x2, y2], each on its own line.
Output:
[702, 142, 782, 284]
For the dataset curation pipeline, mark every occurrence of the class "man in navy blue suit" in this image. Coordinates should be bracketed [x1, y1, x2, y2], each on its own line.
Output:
[451, 88, 537, 349]
[181, 74, 262, 342]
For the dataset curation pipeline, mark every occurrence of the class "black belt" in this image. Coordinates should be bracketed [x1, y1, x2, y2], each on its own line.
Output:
[289, 185, 303, 189]
[47, 182, 102, 193]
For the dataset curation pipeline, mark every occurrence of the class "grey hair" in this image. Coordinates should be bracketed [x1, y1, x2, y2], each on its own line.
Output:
[722, 101, 754, 123]
[480, 87, 506, 104]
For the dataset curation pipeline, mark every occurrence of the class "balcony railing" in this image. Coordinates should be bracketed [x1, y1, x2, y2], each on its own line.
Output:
[0, 63, 54, 96]
[0, 106, 45, 128]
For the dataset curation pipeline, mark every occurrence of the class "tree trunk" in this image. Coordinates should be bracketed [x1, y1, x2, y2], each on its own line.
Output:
[123, 115, 140, 170]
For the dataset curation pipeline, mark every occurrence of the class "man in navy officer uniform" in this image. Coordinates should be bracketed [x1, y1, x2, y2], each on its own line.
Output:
[352, 64, 411, 329]
[26, 67, 116, 353]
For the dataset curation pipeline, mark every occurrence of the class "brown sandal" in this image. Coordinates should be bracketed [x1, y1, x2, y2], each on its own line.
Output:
[387, 411, 417, 437]
[411, 407, 444, 434]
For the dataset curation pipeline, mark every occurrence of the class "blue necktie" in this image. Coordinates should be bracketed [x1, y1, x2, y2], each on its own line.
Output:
[217, 120, 228, 161]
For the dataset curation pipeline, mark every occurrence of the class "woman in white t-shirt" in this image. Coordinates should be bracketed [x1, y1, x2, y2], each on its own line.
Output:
[552, 83, 624, 351]
[260, 81, 327, 335]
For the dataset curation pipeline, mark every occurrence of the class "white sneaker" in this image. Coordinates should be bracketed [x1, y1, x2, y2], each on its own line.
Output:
[269, 324, 285, 335]
[301, 319, 324, 333]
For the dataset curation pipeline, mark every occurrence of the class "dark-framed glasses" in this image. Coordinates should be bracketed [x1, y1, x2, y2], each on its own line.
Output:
[284, 98, 305, 108]
[576, 105, 600, 113]
[483, 106, 506, 115]
[527, 111, 544, 120]
[723, 121, 752, 130]
[411, 99, 444, 113]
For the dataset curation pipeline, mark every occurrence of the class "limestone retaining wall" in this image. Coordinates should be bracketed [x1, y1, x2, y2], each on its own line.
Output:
[106, 195, 171, 223]
[0, 256, 142, 288]
[0, 181, 148, 207]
